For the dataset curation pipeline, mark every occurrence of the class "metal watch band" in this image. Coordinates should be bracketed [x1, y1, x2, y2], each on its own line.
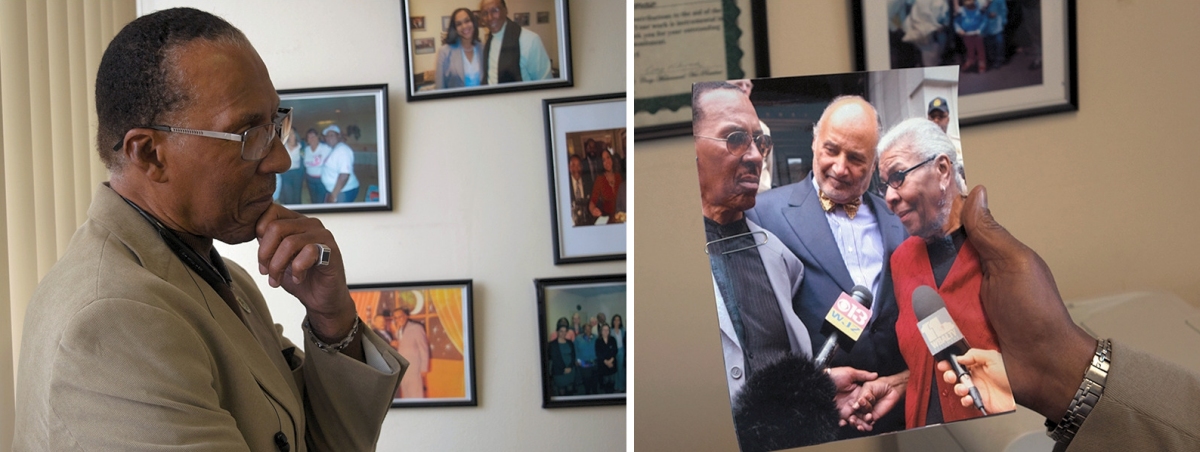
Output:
[305, 317, 360, 354]
[1046, 338, 1112, 444]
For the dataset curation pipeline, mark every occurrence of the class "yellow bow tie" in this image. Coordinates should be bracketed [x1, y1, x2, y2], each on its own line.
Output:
[818, 191, 862, 219]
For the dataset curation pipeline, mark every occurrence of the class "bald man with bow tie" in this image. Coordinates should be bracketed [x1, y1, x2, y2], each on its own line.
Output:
[746, 95, 911, 439]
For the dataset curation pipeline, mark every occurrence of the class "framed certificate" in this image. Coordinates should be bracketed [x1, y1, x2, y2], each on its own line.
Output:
[633, 0, 769, 140]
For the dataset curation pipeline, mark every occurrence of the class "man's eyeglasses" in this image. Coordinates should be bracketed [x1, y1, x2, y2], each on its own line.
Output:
[113, 107, 293, 161]
[883, 155, 936, 190]
[695, 131, 773, 157]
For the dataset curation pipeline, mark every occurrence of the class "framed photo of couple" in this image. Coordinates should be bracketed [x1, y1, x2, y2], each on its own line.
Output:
[275, 84, 392, 214]
[542, 93, 627, 265]
[349, 280, 477, 408]
[401, 0, 573, 101]
[535, 274, 627, 408]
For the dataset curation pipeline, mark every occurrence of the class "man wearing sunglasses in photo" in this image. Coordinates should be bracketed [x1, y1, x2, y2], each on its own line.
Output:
[747, 96, 911, 438]
[14, 8, 405, 451]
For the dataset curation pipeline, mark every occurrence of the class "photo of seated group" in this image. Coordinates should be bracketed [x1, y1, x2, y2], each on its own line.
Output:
[691, 67, 1014, 451]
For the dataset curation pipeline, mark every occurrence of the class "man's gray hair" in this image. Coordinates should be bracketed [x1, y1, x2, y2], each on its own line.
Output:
[877, 117, 966, 193]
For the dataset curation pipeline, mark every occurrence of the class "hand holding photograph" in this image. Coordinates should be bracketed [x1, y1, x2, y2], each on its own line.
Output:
[691, 68, 1014, 451]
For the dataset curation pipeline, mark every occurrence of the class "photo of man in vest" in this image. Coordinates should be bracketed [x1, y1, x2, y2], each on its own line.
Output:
[479, 0, 553, 84]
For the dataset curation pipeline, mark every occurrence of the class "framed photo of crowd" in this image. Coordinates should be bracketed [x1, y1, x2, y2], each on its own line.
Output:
[349, 280, 477, 408]
[853, 0, 1078, 126]
[542, 93, 627, 265]
[276, 84, 392, 214]
[401, 0, 573, 101]
[535, 274, 627, 408]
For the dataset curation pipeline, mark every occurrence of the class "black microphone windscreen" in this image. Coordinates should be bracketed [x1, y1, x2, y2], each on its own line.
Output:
[732, 354, 839, 451]
[850, 285, 874, 308]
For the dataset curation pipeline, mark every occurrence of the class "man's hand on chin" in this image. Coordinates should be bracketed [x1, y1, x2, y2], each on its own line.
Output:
[255, 203, 363, 359]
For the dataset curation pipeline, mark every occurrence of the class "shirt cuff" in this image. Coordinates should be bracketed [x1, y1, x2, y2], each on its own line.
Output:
[361, 334, 391, 373]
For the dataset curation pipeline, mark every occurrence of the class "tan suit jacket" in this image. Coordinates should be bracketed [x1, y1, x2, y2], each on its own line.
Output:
[1061, 341, 1200, 451]
[14, 184, 406, 451]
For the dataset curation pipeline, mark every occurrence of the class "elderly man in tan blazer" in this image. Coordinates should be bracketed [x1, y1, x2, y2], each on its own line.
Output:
[14, 8, 405, 451]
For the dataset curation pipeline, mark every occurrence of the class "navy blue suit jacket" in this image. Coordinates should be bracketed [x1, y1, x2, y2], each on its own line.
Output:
[746, 173, 909, 435]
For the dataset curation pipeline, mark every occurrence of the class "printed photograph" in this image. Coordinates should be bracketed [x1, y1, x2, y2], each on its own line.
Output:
[350, 280, 477, 407]
[876, 0, 1041, 95]
[276, 85, 391, 213]
[402, 0, 572, 100]
[690, 67, 1014, 450]
[543, 94, 627, 264]
[536, 274, 627, 408]
[856, 0, 1077, 125]
[562, 128, 627, 228]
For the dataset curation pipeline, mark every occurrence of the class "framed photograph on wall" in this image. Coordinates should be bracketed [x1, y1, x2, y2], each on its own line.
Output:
[276, 84, 391, 214]
[633, 0, 770, 140]
[349, 280, 477, 408]
[536, 274, 627, 408]
[853, 0, 1077, 126]
[401, 0, 573, 101]
[543, 93, 627, 265]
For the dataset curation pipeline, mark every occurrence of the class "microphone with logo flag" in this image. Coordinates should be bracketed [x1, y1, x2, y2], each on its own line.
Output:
[813, 285, 873, 369]
[912, 285, 987, 415]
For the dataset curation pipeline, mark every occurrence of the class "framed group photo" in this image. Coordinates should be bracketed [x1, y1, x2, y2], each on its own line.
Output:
[401, 0, 573, 101]
[535, 274, 627, 408]
[349, 280, 477, 408]
[276, 84, 392, 214]
[633, 0, 770, 140]
[543, 93, 627, 265]
[853, 0, 1077, 125]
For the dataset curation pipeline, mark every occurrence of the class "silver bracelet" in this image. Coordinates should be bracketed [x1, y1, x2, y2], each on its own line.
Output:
[1046, 338, 1111, 445]
[304, 317, 360, 354]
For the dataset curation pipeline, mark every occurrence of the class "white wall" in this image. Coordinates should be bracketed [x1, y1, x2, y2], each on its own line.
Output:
[139, 1, 625, 450]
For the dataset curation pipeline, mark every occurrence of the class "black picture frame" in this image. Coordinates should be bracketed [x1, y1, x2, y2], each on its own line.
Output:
[852, 0, 1077, 126]
[349, 280, 477, 408]
[401, 0, 573, 101]
[535, 274, 627, 408]
[277, 84, 392, 214]
[633, 0, 770, 141]
[543, 93, 627, 265]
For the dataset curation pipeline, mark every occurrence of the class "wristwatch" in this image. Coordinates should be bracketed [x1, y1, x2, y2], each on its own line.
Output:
[1046, 338, 1112, 445]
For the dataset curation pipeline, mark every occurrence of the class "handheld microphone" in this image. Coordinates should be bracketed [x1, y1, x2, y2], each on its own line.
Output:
[911, 285, 987, 415]
[813, 285, 873, 369]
